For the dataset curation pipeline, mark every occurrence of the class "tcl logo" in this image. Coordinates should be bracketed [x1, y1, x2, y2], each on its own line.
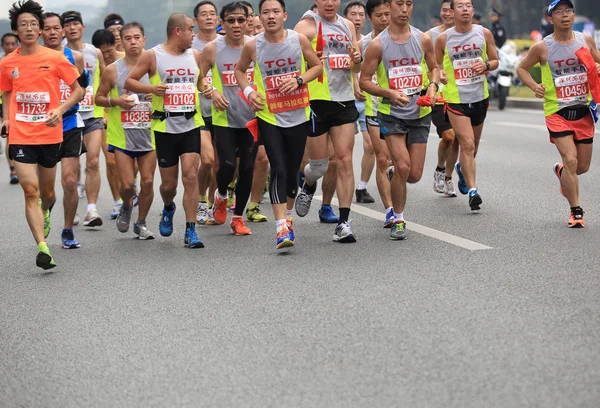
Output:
[389, 57, 419, 67]
[165, 68, 195, 76]
[223, 63, 237, 70]
[85, 62, 94, 69]
[264, 58, 297, 68]
[554, 58, 582, 68]
[326, 34, 350, 42]
[451, 43, 481, 53]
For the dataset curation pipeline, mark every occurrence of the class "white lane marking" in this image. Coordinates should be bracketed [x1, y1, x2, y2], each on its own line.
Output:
[313, 196, 493, 251]
[493, 121, 600, 135]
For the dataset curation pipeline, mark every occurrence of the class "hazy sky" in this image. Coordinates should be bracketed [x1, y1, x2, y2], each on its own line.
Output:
[0, 0, 108, 16]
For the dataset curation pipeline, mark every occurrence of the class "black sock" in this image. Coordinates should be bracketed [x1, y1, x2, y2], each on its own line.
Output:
[445, 176, 451, 181]
[436, 166, 445, 172]
[570, 206, 582, 213]
[305, 182, 317, 194]
[339, 207, 350, 223]
[186, 222, 195, 230]
[164, 202, 175, 212]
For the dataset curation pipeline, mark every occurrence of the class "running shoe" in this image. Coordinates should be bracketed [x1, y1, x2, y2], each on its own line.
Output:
[83, 209, 103, 227]
[295, 180, 316, 217]
[159, 204, 176, 237]
[356, 188, 375, 203]
[213, 192, 228, 225]
[287, 219, 295, 242]
[390, 220, 408, 240]
[9, 173, 18, 185]
[61, 229, 80, 249]
[433, 169, 445, 193]
[196, 202, 209, 225]
[184, 227, 205, 248]
[384, 208, 395, 228]
[319, 205, 339, 223]
[444, 179, 457, 197]
[206, 206, 217, 225]
[73, 213, 80, 226]
[226, 187, 235, 209]
[553, 163, 566, 198]
[468, 189, 482, 211]
[77, 182, 85, 199]
[333, 221, 356, 243]
[246, 205, 268, 222]
[230, 217, 251, 235]
[455, 162, 468, 195]
[110, 201, 122, 219]
[36, 243, 56, 270]
[568, 207, 585, 228]
[134, 222, 155, 240]
[116, 205, 132, 233]
[386, 165, 395, 182]
[276, 225, 294, 249]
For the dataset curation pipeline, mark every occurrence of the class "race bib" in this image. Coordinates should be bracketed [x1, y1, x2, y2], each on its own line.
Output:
[453, 58, 485, 86]
[121, 101, 151, 129]
[16, 92, 50, 123]
[555, 73, 589, 104]
[264, 71, 309, 114]
[328, 55, 351, 70]
[222, 69, 254, 87]
[78, 86, 94, 112]
[388, 65, 423, 96]
[60, 80, 71, 104]
[164, 83, 196, 112]
[204, 71, 213, 87]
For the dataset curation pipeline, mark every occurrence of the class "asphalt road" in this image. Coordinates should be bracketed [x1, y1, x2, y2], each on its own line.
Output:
[1, 107, 599, 408]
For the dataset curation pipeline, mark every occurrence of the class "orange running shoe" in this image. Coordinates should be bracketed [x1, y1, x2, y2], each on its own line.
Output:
[230, 217, 252, 235]
[213, 192, 228, 225]
[553, 163, 566, 198]
[568, 208, 585, 228]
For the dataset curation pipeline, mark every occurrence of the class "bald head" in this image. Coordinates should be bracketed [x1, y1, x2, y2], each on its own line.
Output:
[167, 12, 191, 37]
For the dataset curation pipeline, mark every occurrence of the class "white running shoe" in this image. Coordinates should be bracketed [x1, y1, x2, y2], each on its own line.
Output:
[196, 202, 209, 224]
[444, 179, 457, 197]
[333, 221, 356, 243]
[134, 222, 155, 240]
[73, 213, 80, 226]
[83, 209, 103, 227]
[77, 182, 85, 199]
[433, 169, 445, 193]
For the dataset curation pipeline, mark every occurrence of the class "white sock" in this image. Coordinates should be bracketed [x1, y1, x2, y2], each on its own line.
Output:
[394, 212, 404, 221]
[87, 204, 96, 212]
[286, 209, 293, 219]
[276, 219, 286, 232]
[468, 188, 477, 194]
[386, 207, 393, 215]
[114, 199, 122, 206]
[231, 214, 241, 219]
[218, 191, 228, 200]
[358, 180, 368, 190]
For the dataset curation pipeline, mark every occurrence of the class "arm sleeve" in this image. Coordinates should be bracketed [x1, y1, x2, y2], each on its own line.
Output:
[56, 54, 80, 86]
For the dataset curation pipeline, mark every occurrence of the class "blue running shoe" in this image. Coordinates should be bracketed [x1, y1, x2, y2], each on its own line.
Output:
[61, 229, 80, 249]
[159, 204, 176, 237]
[468, 189, 483, 211]
[319, 205, 339, 223]
[276, 226, 294, 249]
[455, 162, 468, 195]
[184, 227, 205, 248]
[384, 208, 395, 228]
[287, 219, 295, 242]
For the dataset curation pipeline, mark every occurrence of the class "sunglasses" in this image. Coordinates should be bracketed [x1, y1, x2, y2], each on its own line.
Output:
[225, 17, 247, 24]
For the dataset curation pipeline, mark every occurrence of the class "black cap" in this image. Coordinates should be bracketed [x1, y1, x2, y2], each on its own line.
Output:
[489, 8, 502, 17]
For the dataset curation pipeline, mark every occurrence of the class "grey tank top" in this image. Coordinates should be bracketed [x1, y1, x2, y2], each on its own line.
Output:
[212, 35, 255, 128]
[79, 43, 98, 120]
[153, 45, 199, 133]
[115, 59, 153, 151]
[255, 30, 307, 128]
[379, 26, 425, 120]
[428, 26, 442, 44]
[361, 31, 379, 114]
[445, 25, 487, 103]
[302, 10, 354, 102]
[192, 36, 213, 118]
[543, 32, 589, 110]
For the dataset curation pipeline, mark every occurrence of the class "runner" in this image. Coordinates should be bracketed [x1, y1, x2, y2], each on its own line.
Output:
[96, 21, 157, 238]
[362, 0, 394, 226]
[517, 0, 600, 227]
[429, 0, 458, 197]
[294, 0, 363, 242]
[92, 28, 124, 219]
[192, 0, 219, 226]
[126, 12, 210, 248]
[0, 33, 19, 184]
[344, 0, 376, 204]
[240, 1, 255, 37]
[235, 0, 323, 248]
[199, 2, 258, 236]
[104, 13, 125, 54]
[1, 0, 83, 269]
[360, 0, 439, 240]
[41, 11, 88, 249]
[435, 0, 498, 210]
[62, 10, 107, 226]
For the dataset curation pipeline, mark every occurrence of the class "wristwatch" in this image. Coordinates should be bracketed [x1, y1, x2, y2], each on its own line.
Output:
[485, 61, 491, 72]
[429, 82, 439, 92]
[296, 76, 304, 86]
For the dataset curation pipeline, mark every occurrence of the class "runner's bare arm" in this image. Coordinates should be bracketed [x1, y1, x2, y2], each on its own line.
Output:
[517, 42, 546, 99]
[482, 28, 499, 72]
[584, 34, 600, 69]
[435, 32, 447, 84]
[95, 64, 117, 107]
[360, 39, 408, 107]
[294, 18, 316, 43]
[201, 42, 229, 111]
[96, 48, 106, 76]
[422, 33, 440, 100]
[345, 18, 362, 73]
[48, 78, 84, 127]
[125, 50, 165, 96]
[194, 49, 212, 98]
[234, 39, 256, 91]
[73, 51, 84, 75]
[299, 33, 323, 84]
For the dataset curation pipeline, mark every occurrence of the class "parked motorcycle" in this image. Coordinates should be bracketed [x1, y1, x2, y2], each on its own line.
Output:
[487, 42, 521, 110]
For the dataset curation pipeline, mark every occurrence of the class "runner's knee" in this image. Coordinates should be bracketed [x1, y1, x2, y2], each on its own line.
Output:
[304, 158, 328, 181]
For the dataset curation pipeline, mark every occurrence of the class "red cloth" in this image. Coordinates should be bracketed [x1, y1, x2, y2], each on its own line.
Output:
[316, 21, 325, 83]
[575, 46, 600, 103]
[246, 118, 259, 143]
[416, 95, 447, 107]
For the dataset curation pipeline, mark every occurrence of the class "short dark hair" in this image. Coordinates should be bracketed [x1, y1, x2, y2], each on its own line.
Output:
[104, 13, 124, 28]
[61, 10, 83, 25]
[220, 2, 249, 20]
[259, 0, 286, 13]
[343, 1, 366, 17]
[42, 11, 62, 25]
[239, 1, 254, 13]
[9, 0, 44, 31]
[91, 29, 115, 48]
[441, 0, 452, 5]
[365, 0, 387, 17]
[1, 33, 19, 45]
[310, 4, 317, 11]
[120, 21, 144, 37]
[194, 1, 218, 17]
